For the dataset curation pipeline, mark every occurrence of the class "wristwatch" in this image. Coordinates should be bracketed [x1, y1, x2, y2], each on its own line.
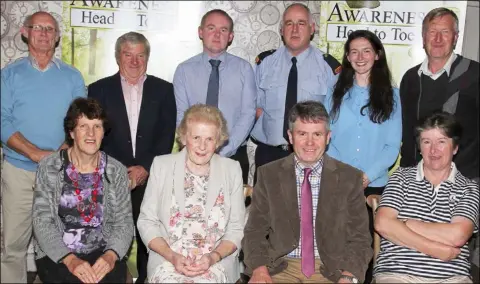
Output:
[338, 275, 359, 283]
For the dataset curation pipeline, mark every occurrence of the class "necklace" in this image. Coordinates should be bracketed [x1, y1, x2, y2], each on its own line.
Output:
[68, 153, 101, 223]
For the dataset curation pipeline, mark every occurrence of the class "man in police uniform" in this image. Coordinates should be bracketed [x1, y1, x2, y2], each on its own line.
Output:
[251, 3, 341, 177]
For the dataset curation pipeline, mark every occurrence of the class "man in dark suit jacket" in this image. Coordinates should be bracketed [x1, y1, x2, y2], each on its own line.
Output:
[88, 32, 176, 283]
[243, 101, 372, 283]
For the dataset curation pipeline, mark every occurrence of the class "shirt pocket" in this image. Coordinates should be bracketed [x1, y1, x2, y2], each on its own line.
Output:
[300, 75, 328, 102]
[259, 77, 286, 112]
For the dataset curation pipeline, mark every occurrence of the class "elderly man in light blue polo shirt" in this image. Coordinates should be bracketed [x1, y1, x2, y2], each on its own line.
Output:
[1, 11, 85, 283]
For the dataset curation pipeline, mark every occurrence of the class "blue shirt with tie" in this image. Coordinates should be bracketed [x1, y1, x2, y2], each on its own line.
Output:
[251, 45, 338, 146]
[324, 83, 402, 187]
[173, 51, 257, 157]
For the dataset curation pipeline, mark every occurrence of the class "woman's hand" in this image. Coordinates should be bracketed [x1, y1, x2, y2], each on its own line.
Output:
[63, 254, 97, 283]
[184, 253, 216, 276]
[92, 250, 117, 282]
[171, 252, 194, 275]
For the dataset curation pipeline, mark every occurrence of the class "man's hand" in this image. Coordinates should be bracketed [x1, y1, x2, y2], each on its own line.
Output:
[92, 250, 117, 282]
[63, 254, 97, 283]
[362, 173, 370, 189]
[249, 266, 273, 283]
[127, 165, 149, 188]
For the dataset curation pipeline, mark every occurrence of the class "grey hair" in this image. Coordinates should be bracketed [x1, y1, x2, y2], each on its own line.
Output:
[114, 32, 151, 63]
[422, 7, 459, 36]
[288, 100, 330, 131]
[280, 3, 315, 29]
[23, 11, 60, 36]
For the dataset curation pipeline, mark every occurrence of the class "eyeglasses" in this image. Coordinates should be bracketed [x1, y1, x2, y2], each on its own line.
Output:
[26, 24, 56, 34]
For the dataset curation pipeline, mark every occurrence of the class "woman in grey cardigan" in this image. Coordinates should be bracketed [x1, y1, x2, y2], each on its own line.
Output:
[33, 98, 134, 283]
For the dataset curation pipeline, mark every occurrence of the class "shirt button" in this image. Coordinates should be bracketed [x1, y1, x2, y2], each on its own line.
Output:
[358, 122, 362, 126]
[358, 136, 361, 138]
[356, 149, 360, 152]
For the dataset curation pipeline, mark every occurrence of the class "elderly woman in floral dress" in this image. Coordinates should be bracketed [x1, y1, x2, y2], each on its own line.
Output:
[138, 104, 245, 283]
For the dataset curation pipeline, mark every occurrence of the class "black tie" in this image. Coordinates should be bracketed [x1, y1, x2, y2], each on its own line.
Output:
[206, 59, 221, 107]
[284, 57, 297, 142]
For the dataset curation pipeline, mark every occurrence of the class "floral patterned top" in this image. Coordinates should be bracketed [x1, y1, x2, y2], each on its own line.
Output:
[150, 165, 228, 283]
[58, 151, 106, 254]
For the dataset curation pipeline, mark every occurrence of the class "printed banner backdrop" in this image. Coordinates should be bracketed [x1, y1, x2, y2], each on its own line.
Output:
[61, 1, 324, 85]
[318, 1, 468, 86]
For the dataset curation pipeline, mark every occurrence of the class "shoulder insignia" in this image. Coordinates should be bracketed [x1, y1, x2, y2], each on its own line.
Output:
[255, 49, 276, 65]
[323, 53, 342, 75]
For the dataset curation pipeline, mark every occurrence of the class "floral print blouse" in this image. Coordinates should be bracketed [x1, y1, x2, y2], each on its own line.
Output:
[58, 151, 106, 254]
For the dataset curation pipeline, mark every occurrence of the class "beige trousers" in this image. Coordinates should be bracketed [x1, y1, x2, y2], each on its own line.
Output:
[1, 160, 36, 283]
[374, 272, 473, 283]
[271, 258, 333, 283]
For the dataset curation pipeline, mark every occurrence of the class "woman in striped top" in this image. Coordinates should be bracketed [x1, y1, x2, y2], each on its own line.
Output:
[373, 111, 479, 283]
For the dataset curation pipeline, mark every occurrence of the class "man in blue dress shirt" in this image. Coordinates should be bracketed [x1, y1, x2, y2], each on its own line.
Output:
[251, 3, 340, 178]
[173, 9, 256, 184]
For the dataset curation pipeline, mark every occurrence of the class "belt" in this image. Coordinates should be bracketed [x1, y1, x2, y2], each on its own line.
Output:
[251, 138, 292, 152]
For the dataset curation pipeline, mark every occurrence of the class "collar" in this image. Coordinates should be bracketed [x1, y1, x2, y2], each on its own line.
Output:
[120, 73, 147, 87]
[418, 52, 457, 78]
[202, 51, 227, 69]
[284, 45, 313, 67]
[29, 55, 60, 70]
[294, 155, 324, 177]
[416, 159, 457, 184]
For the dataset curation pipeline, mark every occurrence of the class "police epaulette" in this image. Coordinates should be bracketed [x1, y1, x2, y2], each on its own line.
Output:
[255, 49, 276, 65]
[323, 53, 342, 75]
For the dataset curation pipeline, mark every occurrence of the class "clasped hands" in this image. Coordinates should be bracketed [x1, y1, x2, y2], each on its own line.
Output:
[63, 251, 117, 283]
[171, 252, 218, 277]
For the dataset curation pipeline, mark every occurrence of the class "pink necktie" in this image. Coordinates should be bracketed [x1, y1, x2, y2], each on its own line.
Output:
[301, 168, 314, 278]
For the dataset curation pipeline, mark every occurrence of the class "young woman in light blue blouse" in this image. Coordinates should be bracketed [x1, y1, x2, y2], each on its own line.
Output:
[324, 30, 402, 197]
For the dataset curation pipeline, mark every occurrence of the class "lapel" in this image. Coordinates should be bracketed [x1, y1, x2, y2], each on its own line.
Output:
[278, 154, 300, 239]
[136, 75, 152, 137]
[172, 148, 223, 220]
[173, 149, 187, 214]
[315, 155, 340, 232]
[109, 73, 133, 152]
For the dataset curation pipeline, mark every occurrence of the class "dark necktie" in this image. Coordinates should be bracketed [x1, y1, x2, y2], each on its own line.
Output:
[206, 59, 221, 107]
[284, 57, 297, 142]
[301, 167, 314, 278]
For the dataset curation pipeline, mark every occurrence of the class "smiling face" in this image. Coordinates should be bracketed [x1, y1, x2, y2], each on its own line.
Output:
[419, 127, 458, 172]
[198, 12, 234, 57]
[347, 37, 379, 77]
[21, 12, 59, 53]
[423, 14, 458, 62]
[182, 121, 219, 170]
[281, 4, 315, 56]
[118, 42, 148, 84]
[288, 118, 331, 167]
[70, 115, 104, 157]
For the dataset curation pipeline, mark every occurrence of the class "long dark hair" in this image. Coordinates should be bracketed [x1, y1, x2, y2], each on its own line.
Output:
[330, 30, 394, 124]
